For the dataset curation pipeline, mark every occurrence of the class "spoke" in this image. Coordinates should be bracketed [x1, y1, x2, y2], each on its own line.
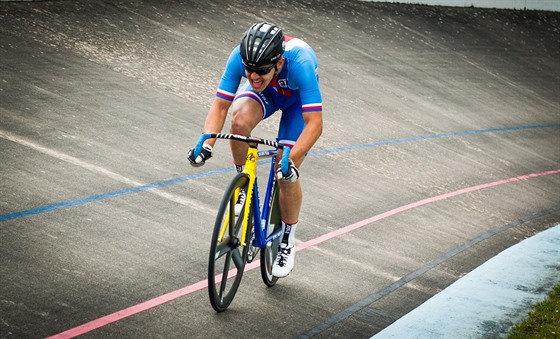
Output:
[219, 252, 232, 295]
[231, 248, 245, 269]
[266, 251, 273, 272]
[214, 237, 232, 260]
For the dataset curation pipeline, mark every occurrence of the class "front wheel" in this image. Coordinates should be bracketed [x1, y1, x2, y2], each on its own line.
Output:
[208, 173, 252, 312]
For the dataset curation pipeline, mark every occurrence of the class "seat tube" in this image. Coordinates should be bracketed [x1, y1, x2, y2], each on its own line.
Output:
[243, 142, 258, 174]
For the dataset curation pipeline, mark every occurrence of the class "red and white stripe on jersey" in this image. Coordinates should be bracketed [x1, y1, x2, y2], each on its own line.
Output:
[302, 103, 322, 113]
[216, 89, 236, 101]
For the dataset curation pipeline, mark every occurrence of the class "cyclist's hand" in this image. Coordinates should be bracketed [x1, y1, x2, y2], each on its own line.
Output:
[187, 143, 213, 167]
[276, 159, 299, 183]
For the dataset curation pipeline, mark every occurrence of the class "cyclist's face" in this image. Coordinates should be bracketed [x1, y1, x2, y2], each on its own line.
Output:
[246, 58, 284, 92]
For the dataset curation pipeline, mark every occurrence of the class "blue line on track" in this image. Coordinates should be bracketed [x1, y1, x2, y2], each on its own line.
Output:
[1, 124, 559, 222]
[0, 167, 230, 222]
[308, 124, 560, 156]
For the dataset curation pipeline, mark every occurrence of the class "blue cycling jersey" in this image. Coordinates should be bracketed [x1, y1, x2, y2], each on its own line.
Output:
[215, 36, 323, 114]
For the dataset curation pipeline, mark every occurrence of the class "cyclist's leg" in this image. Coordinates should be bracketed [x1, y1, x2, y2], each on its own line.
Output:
[277, 180, 301, 226]
[276, 103, 305, 225]
[229, 82, 276, 166]
[272, 103, 304, 277]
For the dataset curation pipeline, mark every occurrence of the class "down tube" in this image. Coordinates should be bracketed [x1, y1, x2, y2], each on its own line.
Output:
[261, 156, 277, 233]
[251, 176, 266, 248]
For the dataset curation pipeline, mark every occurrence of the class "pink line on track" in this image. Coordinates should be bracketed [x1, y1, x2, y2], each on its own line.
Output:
[47, 169, 560, 338]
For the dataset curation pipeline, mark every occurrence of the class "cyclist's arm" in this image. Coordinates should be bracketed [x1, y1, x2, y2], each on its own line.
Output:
[202, 47, 244, 148]
[291, 111, 323, 167]
[290, 54, 323, 166]
[202, 97, 232, 148]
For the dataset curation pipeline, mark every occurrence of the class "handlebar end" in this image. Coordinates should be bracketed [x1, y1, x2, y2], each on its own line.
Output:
[281, 146, 292, 175]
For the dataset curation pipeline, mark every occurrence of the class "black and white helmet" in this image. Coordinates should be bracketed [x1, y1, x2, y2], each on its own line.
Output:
[240, 22, 285, 68]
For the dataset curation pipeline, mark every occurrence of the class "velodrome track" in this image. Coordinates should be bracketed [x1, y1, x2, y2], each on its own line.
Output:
[1, 1, 559, 338]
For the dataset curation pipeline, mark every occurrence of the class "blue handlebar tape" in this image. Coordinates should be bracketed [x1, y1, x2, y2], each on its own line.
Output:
[195, 133, 212, 157]
[281, 146, 291, 175]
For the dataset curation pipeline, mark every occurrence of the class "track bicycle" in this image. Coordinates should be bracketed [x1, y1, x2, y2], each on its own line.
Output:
[193, 133, 292, 312]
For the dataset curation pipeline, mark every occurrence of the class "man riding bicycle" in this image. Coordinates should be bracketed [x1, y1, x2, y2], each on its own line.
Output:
[188, 22, 323, 277]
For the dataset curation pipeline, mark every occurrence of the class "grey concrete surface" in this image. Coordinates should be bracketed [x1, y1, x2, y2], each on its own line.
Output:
[373, 223, 560, 338]
[0, 0, 559, 338]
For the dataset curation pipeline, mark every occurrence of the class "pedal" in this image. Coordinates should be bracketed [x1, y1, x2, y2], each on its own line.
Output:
[247, 246, 260, 263]
[246, 231, 258, 263]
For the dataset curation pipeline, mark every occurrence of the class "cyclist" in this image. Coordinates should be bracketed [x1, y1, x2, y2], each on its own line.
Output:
[188, 22, 323, 277]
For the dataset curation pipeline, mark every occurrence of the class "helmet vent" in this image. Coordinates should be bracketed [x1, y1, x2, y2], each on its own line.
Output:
[240, 22, 284, 68]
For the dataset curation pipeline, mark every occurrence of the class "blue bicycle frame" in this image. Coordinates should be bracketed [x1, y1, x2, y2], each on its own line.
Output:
[251, 148, 284, 250]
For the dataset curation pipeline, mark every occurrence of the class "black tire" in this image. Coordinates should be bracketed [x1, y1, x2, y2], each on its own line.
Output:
[260, 182, 281, 287]
[208, 173, 252, 312]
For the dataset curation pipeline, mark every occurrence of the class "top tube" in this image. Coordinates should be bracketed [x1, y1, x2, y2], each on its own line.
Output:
[194, 133, 292, 174]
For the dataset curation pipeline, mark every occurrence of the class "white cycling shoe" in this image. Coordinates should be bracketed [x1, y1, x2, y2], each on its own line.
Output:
[272, 243, 295, 277]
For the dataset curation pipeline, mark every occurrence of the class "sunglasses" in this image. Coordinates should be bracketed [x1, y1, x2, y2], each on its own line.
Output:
[245, 64, 276, 76]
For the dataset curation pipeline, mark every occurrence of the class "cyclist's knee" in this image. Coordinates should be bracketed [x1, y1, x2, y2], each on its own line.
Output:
[230, 112, 251, 135]
[230, 105, 261, 135]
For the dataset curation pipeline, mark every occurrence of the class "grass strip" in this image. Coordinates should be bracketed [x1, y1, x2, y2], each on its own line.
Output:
[508, 283, 560, 338]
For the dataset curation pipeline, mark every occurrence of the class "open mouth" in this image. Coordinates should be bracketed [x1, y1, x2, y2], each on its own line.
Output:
[250, 78, 265, 90]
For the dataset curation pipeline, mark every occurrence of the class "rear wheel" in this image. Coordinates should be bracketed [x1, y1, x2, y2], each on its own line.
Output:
[208, 173, 252, 312]
[260, 182, 281, 287]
